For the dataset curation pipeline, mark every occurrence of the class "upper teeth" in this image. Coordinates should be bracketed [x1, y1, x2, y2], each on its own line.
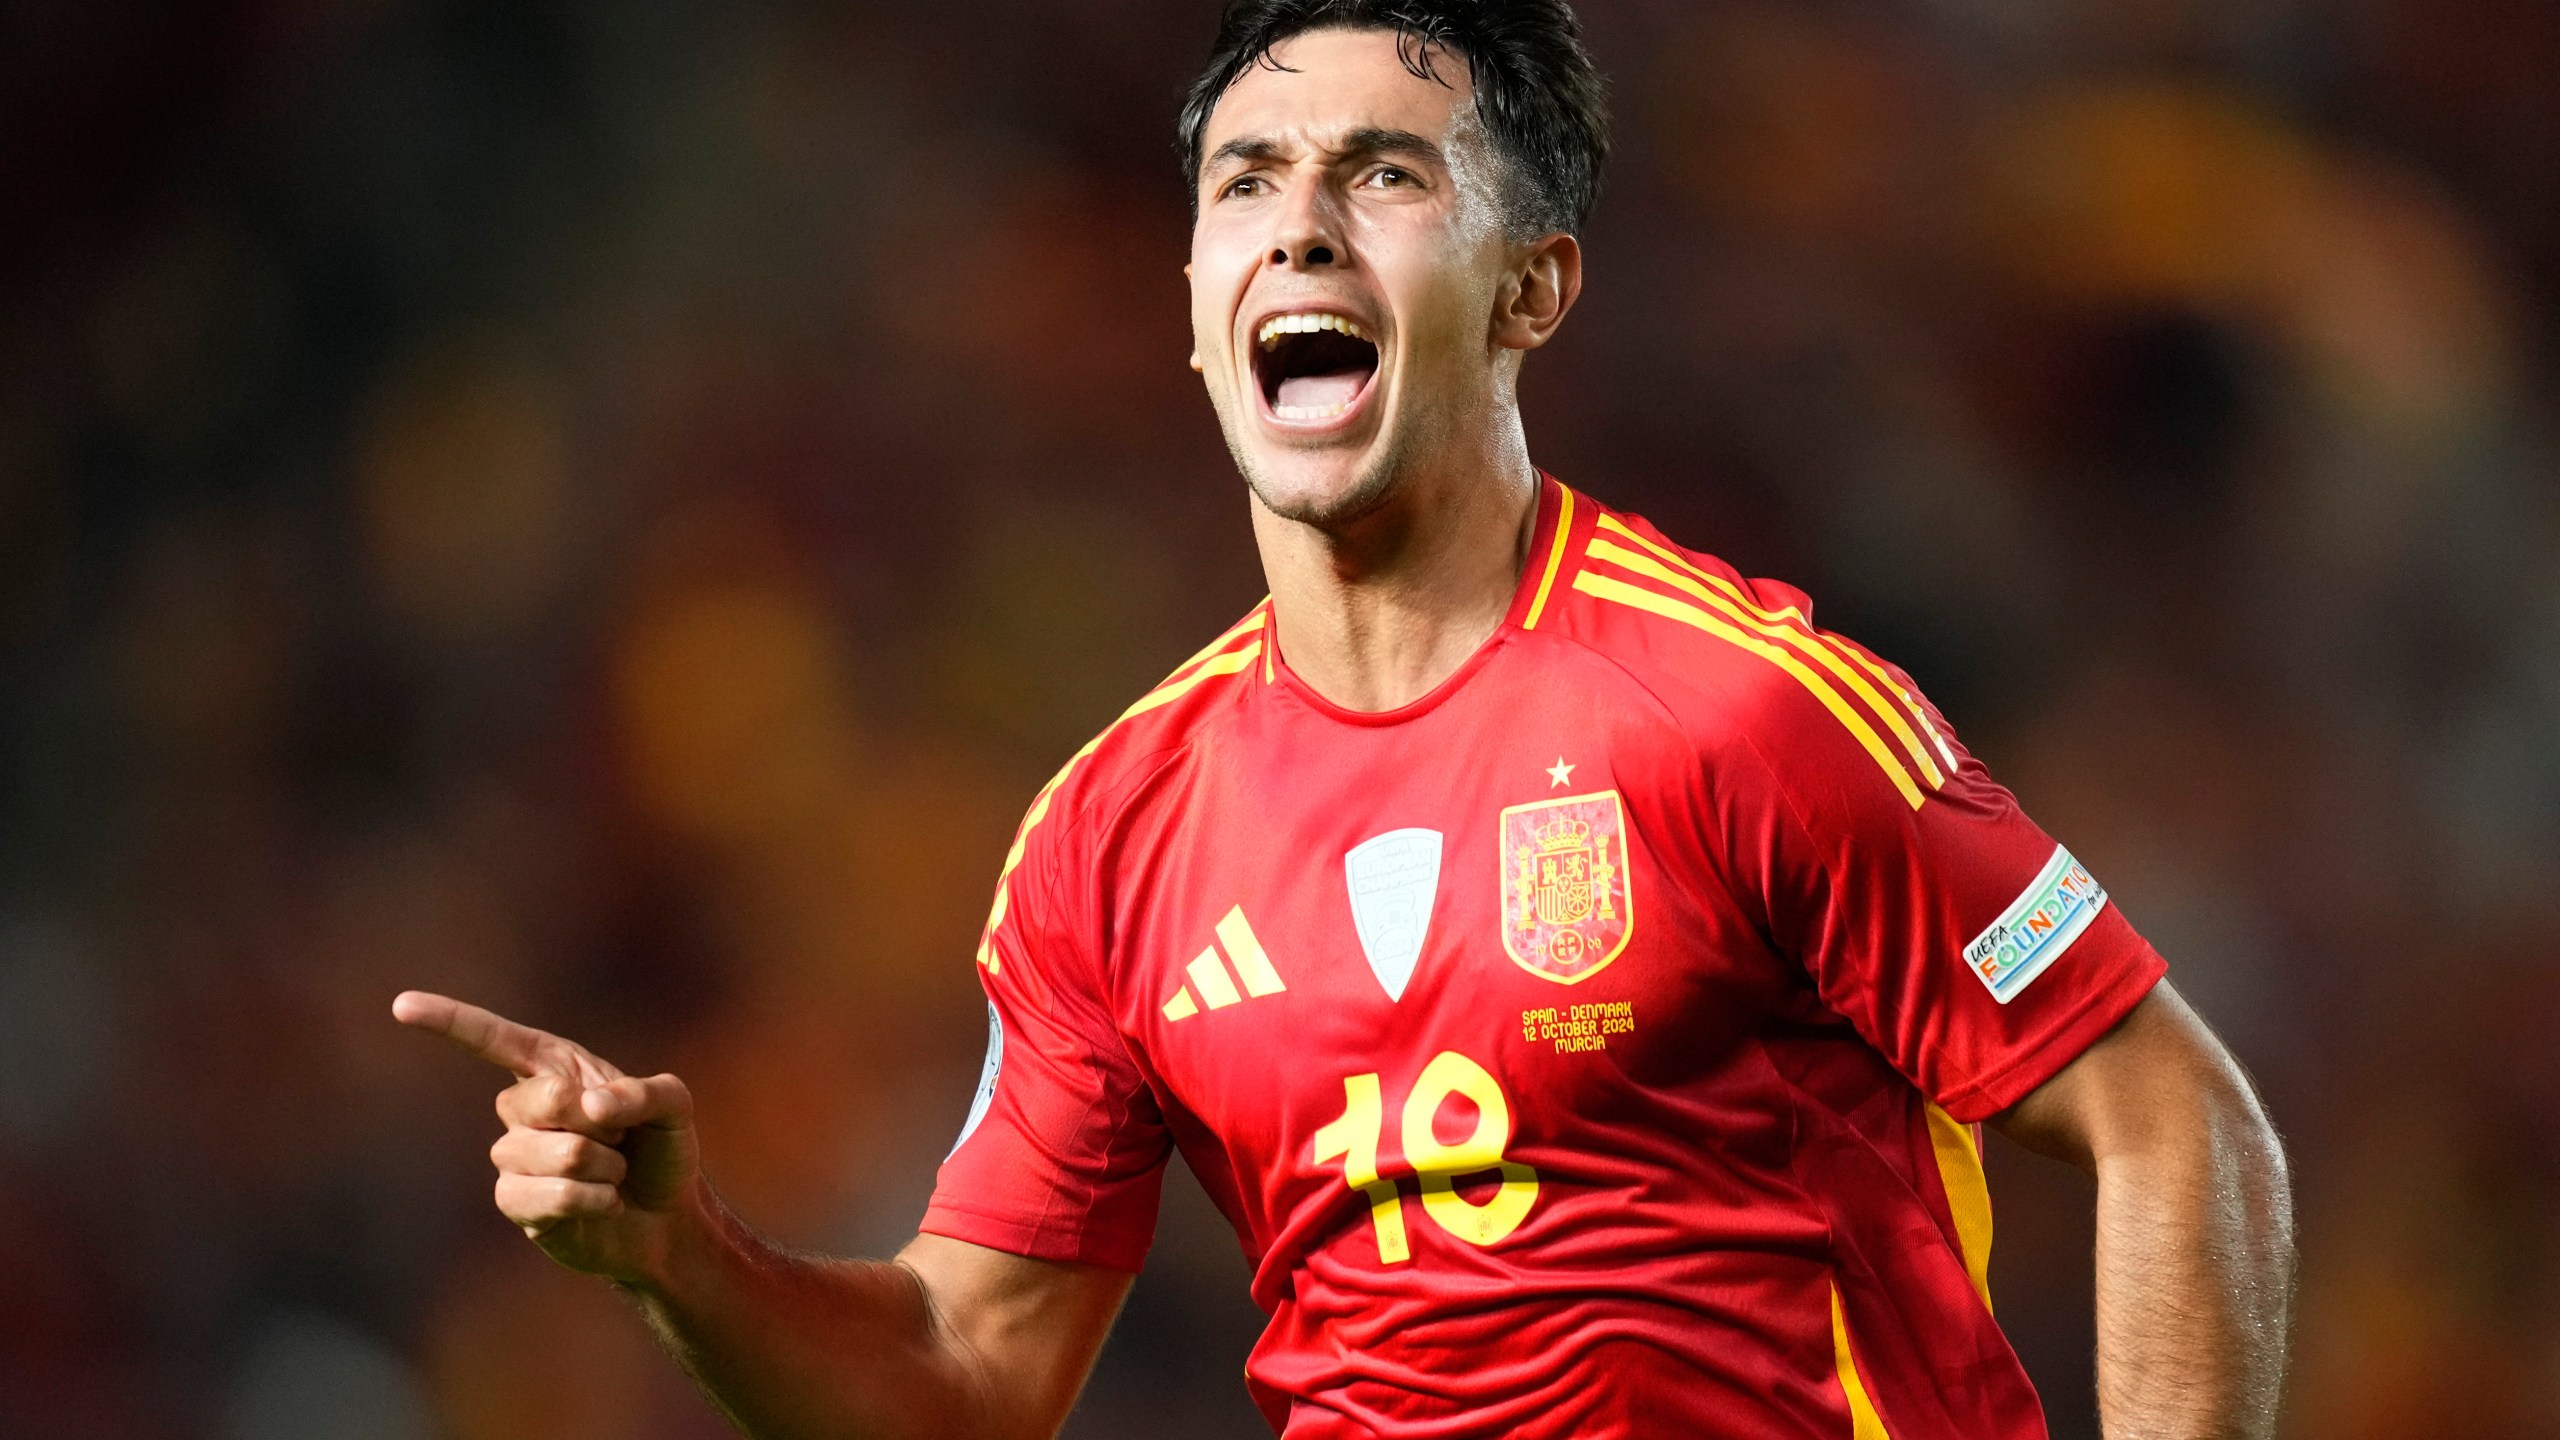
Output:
[1258, 313, 1369, 347]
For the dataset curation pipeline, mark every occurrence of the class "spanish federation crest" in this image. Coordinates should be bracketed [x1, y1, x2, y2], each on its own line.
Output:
[1499, 789, 1635, 984]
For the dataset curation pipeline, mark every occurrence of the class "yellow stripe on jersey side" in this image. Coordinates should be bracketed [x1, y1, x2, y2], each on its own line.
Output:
[1830, 1285, 1894, 1440]
[1585, 538, 1945, 790]
[1573, 570, 1926, 809]
[1925, 1103, 1996, 1312]
[975, 633, 1265, 972]
[1520, 484, 1577, 630]
[1590, 515, 1956, 779]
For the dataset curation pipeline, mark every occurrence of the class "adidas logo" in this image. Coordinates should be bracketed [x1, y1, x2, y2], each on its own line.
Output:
[1162, 906, 1285, 1021]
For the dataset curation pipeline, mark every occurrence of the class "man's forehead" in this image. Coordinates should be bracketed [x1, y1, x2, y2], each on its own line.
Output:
[1202, 27, 1476, 160]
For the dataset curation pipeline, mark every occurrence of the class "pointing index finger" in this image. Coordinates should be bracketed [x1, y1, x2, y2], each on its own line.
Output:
[393, 990, 560, 1077]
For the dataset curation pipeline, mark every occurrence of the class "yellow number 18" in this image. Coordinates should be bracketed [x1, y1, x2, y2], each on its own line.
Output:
[1310, 1050, 1540, 1264]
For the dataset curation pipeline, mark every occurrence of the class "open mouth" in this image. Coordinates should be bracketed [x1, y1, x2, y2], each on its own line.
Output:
[1254, 313, 1380, 423]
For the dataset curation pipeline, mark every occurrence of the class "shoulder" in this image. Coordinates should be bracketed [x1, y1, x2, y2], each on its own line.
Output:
[1046, 600, 1270, 819]
[1533, 491, 1959, 814]
[975, 601, 1270, 971]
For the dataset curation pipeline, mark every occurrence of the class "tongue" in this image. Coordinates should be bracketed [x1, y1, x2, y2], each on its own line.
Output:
[1276, 370, 1366, 411]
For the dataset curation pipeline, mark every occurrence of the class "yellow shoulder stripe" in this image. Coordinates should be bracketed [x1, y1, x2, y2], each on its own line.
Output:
[1521, 484, 1577, 630]
[1829, 634, 1957, 776]
[1830, 1285, 1894, 1440]
[976, 631, 1265, 971]
[1170, 605, 1268, 679]
[1121, 637, 1261, 720]
[1584, 538, 1944, 790]
[1925, 1104, 1995, 1312]
[1573, 570, 1926, 809]
[1593, 514, 1958, 778]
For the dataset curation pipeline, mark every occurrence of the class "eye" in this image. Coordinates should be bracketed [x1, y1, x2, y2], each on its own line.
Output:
[1368, 166, 1415, 189]
[1221, 174, 1267, 200]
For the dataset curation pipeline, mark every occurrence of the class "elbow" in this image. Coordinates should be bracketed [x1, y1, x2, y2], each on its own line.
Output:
[2206, 1044, 2294, 1258]
[2041, 986, 2294, 1230]
[2120, 1010, 2291, 1207]
[2181, 1010, 2290, 1222]
[2094, 999, 2297, 1275]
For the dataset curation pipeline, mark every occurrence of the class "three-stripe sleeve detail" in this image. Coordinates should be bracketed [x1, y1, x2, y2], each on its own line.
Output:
[1570, 515, 1953, 811]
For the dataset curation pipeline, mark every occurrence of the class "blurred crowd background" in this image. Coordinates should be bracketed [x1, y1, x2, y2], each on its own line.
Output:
[4, 1, 2557, 1436]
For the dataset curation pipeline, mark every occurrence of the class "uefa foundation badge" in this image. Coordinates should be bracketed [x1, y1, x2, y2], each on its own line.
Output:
[1499, 790, 1636, 984]
[1963, 845, 2108, 1003]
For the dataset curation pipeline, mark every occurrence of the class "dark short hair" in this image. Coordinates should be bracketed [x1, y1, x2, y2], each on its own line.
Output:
[1178, 0, 1610, 238]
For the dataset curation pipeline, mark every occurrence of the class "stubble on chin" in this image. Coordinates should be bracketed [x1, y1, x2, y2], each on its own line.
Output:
[1206, 362, 1424, 531]
[1218, 386, 1423, 532]
[1229, 420, 1416, 532]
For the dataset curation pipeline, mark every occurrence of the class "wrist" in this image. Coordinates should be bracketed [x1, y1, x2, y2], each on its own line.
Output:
[620, 1176, 729, 1302]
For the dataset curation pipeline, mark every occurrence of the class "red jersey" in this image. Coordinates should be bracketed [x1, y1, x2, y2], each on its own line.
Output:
[927, 478, 2165, 1439]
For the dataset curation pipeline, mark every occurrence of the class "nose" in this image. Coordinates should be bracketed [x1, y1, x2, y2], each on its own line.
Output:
[1270, 182, 1344, 270]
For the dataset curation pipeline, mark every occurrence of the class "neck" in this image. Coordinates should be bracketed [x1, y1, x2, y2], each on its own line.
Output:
[1251, 416, 1542, 713]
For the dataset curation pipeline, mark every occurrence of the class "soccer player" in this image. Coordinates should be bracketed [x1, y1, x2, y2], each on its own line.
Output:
[395, 3, 2295, 1437]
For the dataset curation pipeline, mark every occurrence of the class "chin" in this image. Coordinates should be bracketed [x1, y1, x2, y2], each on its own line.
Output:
[1237, 437, 1411, 529]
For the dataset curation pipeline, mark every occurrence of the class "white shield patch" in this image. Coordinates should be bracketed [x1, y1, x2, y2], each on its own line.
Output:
[948, 1002, 1002, 1157]
[1344, 828, 1444, 1002]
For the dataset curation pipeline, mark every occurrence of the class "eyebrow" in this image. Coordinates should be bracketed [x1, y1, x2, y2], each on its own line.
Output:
[1203, 126, 1448, 177]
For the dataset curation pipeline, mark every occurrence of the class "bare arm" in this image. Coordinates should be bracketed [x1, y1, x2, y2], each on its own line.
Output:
[632, 1218, 1129, 1440]
[394, 991, 1130, 1440]
[1993, 982, 2294, 1440]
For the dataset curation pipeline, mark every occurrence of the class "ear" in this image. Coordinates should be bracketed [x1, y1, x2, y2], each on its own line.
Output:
[1183, 264, 1204, 371]
[1491, 233, 1583, 353]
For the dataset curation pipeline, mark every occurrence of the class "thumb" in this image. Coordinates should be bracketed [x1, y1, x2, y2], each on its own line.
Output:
[581, 1073, 692, 1133]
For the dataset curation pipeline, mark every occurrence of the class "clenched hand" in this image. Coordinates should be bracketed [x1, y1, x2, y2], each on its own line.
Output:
[394, 990, 701, 1285]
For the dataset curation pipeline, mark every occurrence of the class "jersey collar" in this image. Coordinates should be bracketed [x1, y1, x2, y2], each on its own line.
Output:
[1263, 474, 1573, 728]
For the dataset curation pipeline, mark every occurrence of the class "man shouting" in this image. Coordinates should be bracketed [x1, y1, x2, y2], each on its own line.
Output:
[399, 3, 2294, 1436]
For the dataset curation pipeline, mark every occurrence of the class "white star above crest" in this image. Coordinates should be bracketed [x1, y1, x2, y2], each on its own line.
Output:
[1546, 756, 1575, 788]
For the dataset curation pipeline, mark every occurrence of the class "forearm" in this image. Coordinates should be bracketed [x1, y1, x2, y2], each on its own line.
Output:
[2090, 1080, 2294, 1439]
[626, 1186, 992, 1440]
[395, 995, 1118, 1438]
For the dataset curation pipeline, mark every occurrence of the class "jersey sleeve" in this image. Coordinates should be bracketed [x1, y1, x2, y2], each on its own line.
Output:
[922, 785, 1170, 1272]
[1716, 642, 2167, 1122]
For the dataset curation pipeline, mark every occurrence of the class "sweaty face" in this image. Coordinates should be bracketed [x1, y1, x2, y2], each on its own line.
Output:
[1190, 28, 1520, 527]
